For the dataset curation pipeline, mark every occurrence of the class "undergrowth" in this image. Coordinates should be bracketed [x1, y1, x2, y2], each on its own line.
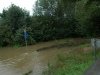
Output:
[42, 48, 100, 75]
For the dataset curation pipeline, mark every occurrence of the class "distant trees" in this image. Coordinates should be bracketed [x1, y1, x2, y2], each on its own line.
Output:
[0, 4, 32, 46]
[85, 8, 100, 37]
[76, 0, 100, 37]
[32, 0, 78, 40]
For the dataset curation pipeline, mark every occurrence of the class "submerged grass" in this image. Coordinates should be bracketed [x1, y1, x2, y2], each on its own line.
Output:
[13, 44, 21, 49]
[23, 70, 32, 75]
[42, 47, 100, 75]
[65, 38, 74, 43]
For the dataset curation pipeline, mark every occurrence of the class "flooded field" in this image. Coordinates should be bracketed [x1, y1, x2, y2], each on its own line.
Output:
[0, 39, 89, 75]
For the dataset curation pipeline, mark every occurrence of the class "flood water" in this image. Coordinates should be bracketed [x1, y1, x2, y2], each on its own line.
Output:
[0, 40, 76, 75]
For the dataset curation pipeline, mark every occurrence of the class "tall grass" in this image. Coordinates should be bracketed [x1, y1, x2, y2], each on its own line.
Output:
[42, 48, 100, 75]
[77, 43, 91, 48]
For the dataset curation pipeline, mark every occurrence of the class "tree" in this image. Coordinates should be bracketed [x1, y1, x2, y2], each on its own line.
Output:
[1, 4, 30, 31]
[85, 0, 100, 7]
[0, 4, 31, 46]
[85, 7, 100, 37]
[33, 0, 57, 17]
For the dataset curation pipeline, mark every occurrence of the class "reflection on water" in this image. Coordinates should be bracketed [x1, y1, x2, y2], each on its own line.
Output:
[0, 40, 76, 75]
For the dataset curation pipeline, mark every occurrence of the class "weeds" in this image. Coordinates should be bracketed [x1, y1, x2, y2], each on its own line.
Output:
[42, 61, 55, 75]
[23, 70, 32, 75]
[13, 44, 21, 49]
[42, 48, 100, 75]
[78, 43, 91, 48]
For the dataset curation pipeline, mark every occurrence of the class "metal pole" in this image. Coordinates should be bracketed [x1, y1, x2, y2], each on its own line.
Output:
[94, 39, 97, 61]
[25, 38, 28, 53]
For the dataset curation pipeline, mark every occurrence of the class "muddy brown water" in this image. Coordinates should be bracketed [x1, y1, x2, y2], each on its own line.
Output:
[0, 40, 82, 75]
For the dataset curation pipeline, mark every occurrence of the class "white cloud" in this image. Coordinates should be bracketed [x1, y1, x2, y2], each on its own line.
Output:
[0, 0, 37, 15]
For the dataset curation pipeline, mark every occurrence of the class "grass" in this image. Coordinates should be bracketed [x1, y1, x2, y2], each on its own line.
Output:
[77, 43, 91, 48]
[23, 70, 32, 75]
[42, 47, 100, 75]
[65, 38, 74, 43]
[54, 38, 74, 45]
[13, 44, 21, 49]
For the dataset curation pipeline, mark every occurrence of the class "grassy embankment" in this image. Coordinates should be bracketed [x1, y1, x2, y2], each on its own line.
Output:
[42, 43, 100, 75]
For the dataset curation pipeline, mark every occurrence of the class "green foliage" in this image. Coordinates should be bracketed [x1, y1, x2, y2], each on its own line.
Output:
[33, 0, 79, 39]
[85, 7, 100, 37]
[0, 24, 13, 46]
[85, 0, 100, 9]
[55, 53, 66, 62]
[78, 43, 91, 48]
[14, 44, 21, 49]
[43, 49, 100, 75]
[42, 61, 55, 75]
[59, 0, 80, 3]
[0, 0, 100, 46]
[0, 4, 32, 46]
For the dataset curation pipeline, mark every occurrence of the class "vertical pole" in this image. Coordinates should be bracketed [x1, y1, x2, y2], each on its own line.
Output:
[94, 39, 97, 61]
[25, 38, 28, 53]
[24, 28, 28, 53]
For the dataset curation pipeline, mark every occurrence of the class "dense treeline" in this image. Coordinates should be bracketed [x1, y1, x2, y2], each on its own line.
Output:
[0, 0, 100, 46]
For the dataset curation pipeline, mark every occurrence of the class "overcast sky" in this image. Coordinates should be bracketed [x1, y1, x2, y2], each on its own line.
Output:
[0, 0, 37, 15]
